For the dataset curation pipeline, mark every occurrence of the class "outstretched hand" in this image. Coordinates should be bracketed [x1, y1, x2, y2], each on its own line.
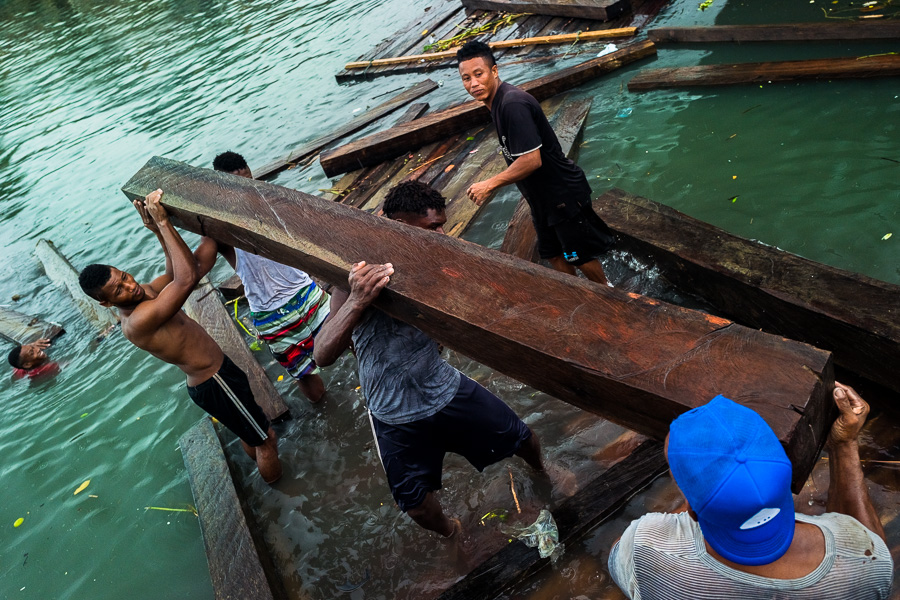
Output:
[828, 382, 869, 448]
[143, 189, 169, 225]
[347, 261, 393, 309]
[32, 338, 51, 349]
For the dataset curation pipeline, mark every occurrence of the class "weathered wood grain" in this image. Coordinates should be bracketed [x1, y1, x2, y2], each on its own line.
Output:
[438, 440, 667, 600]
[594, 188, 900, 393]
[628, 54, 900, 90]
[123, 158, 835, 491]
[320, 40, 656, 176]
[182, 277, 289, 422]
[180, 418, 288, 600]
[0, 307, 64, 345]
[34, 239, 119, 337]
[648, 22, 900, 44]
[461, 0, 630, 21]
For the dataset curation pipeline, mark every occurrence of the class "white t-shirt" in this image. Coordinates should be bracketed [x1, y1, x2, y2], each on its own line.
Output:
[609, 511, 892, 600]
[234, 249, 313, 313]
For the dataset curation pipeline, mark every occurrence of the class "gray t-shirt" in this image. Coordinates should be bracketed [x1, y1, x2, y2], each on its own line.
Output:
[234, 249, 314, 313]
[352, 308, 460, 425]
[609, 511, 892, 599]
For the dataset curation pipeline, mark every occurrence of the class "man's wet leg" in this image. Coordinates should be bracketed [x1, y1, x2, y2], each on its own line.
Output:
[548, 255, 577, 276]
[515, 427, 545, 471]
[255, 427, 282, 484]
[407, 491, 459, 537]
[578, 259, 609, 286]
[297, 372, 325, 404]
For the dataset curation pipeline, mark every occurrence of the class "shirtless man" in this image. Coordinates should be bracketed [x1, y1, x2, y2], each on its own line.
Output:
[78, 190, 281, 483]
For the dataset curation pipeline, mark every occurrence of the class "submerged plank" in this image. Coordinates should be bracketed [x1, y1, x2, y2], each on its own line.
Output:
[628, 54, 900, 90]
[180, 418, 288, 600]
[123, 158, 834, 491]
[254, 79, 438, 181]
[0, 307, 64, 345]
[320, 40, 656, 176]
[182, 277, 289, 422]
[34, 239, 119, 337]
[594, 188, 900, 393]
[648, 22, 900, 44]
[438, 440, 667, 599]
[461, 0, 630, 21]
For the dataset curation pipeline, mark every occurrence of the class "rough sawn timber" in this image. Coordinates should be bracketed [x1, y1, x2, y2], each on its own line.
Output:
[648, 22, 900, 44]
[628, 54, 900, 90]
[461, 0, 630, 21]
[438, 440, 667, 599]
[594, 188, 900, 393]
[180, 418, 288, 600]
[320, 40, 656, 176]
[183, 277, 289, 421]
[0, 307, 64, 345]
[123, 157, 835, 491]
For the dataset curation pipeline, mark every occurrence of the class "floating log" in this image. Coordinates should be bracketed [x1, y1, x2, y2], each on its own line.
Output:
[34, 239, 119, 337]
[628, 54, 900, 90]
[438, 440, 667, 599]
[344, 28, 636, 69]
[499, 98, 591, 261]
[648, 22, 900, 44]
[183, 277, 289, 422]
[594, 188, 900, 394]
[320, 40, 656, 177]
[461, 0, 630, 21]
[253, 79, 438, 181]
[0, 307, 65, 345]
[180, 418, 288, 600]
[123, 157, 835, 491]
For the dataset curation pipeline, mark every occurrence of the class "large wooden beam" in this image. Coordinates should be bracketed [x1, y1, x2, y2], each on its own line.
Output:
[461, 0, 630, 21]
[320, 40, 656, 177]
[183, 278, 289, 422]
[180, 418, 288, 600]
[34, 239, 119, 337]
[0, 307, 64, 345]
[594, 188, 900, 393]
[648, 22, 900, 44]
[438, 440, 667, 599]
[123, 157, 834, 491]
[628, 54, 900, 91]
[253, 79, 438, 181]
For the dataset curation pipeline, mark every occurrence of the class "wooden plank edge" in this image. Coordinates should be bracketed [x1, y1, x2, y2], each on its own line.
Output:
[648, 22, 900, 44]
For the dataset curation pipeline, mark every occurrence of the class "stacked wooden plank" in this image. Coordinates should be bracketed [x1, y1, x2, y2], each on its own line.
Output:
[648, 22, 900, 44]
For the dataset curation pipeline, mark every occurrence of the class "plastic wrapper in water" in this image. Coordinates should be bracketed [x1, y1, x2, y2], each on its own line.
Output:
[503, 509, 565, 563]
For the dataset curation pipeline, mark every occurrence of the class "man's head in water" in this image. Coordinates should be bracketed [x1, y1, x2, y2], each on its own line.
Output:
[213, 151, 252, 179]
[79, 263, 146, 308]
[383, 181, 447, 233]
[8, 342, 49, 371]
[457, 40, 500, 107]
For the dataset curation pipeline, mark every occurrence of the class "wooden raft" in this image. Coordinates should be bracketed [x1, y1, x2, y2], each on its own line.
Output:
[461, 0, 631, 21]
[593, 189, 900, 394]
[628, 54, 900, 91]
[180, 418, 287, 600]
[0, 307, 64, 345]
[648, 22, 900, 44]
[122, 157, 835, 491]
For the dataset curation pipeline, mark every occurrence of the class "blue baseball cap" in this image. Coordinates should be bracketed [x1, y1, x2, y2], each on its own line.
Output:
[667, 395, 795, 566]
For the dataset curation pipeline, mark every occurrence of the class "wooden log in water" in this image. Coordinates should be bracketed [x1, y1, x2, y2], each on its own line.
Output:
[123, 157, 835, 491]
[217, 273, 245, 301]
[320, 40, 656, 177]
[34, 239, 119, 337]
[460, 0, 630, 21]
[253, 79, 438, 181]
[628, 54, 900, 91]
[499, 97, 591, 260]
[438, 440, 667, 599]
[182, 277, 289, 422]
[594, 188, 900, 393]
[648, 22, 900, 44]
[0, 307, 65, 345]
[180, 418, 288, 600]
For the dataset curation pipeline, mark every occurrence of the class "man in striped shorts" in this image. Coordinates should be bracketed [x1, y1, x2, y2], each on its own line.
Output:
[79, 189, 282, 483]
[194, 151, 330, 403]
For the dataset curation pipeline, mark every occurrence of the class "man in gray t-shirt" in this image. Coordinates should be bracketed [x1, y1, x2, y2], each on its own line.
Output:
[609, 383, 892, 599]
[314, 181, 550, 538]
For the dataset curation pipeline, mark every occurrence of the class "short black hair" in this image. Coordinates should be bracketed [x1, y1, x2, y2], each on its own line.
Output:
[8, 345, 23, 369]
[383, 181, 446, 218]
[79, 264, 113, 301]
[457, 40, 496, 68]
[213, 151, 248, 173]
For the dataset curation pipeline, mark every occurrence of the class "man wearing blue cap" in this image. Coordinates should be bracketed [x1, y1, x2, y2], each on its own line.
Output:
[609, 382, 892, 599]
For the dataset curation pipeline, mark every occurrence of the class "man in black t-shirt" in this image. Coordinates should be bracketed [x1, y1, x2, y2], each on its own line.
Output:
[457, 41, 614, 285]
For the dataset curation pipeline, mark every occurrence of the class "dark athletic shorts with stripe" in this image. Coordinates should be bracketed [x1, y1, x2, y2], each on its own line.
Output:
[370, 374, 532, 512]
[187, 355, 270, 447]
[534, 202, 615, 266]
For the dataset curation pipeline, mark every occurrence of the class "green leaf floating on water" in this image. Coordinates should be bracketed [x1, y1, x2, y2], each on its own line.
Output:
[730, 196, 739, 203]
[249, 340, 262, 351]
[699, 0, 714, 10]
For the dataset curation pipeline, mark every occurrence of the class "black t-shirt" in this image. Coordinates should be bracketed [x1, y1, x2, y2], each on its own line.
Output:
[491, 82, 593, 226]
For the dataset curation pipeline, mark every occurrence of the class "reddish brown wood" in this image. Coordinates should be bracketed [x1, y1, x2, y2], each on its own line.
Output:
[648, 22, 900, 44]
[320, 40, 656, 177]
[123, 157, 834, 491]
[461, 0, 630, 21]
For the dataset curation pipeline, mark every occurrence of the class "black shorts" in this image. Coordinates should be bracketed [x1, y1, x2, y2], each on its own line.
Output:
[535, 203, 615, 265]
[187, 355, 270, 447]
[370, 374, 532, 512]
